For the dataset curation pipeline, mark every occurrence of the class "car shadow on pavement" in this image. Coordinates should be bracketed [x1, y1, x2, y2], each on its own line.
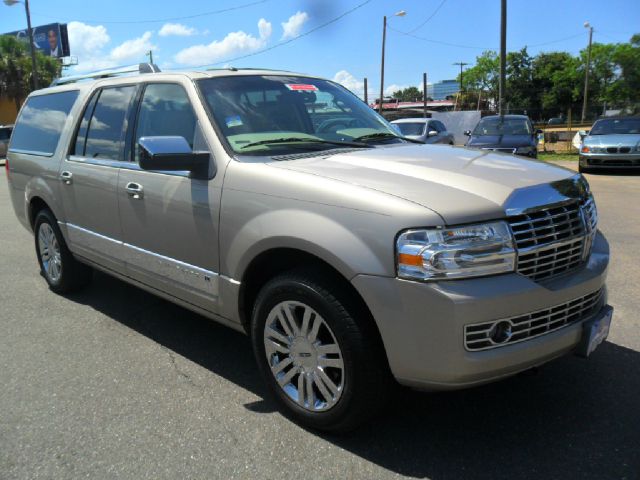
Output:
[71, 271, 639, 480]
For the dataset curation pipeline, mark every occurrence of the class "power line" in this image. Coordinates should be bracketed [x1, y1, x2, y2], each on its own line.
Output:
[525, 32, 585, 48]
[29, 0, 268, 25]
[388, 25, 491, 49]
[175, 0, 373, 70]
[407, 0, 449, 33]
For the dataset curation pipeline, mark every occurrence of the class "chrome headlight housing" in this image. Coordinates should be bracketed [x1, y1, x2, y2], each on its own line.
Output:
[396, 221, 516, 281]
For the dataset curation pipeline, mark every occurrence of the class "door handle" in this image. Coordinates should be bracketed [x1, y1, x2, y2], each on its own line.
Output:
[60, 171, 73, 185]
[125, 182, 144, 199]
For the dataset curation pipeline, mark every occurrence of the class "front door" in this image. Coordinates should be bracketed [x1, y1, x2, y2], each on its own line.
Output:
[118, 82, 221, 313]
[58, 85, 138, 274]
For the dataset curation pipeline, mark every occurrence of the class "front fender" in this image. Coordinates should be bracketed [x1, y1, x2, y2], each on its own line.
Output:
[222, 208, 391, 282]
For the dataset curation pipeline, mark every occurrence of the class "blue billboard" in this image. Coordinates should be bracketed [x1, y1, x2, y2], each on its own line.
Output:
[3, 22, 70, 58]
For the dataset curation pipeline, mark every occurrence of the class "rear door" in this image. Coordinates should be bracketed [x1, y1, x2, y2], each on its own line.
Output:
[118, 81, 221, 313]
[58, 84, 138, 273]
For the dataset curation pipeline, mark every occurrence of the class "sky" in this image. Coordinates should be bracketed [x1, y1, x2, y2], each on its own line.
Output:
[1, 0, 638, 98]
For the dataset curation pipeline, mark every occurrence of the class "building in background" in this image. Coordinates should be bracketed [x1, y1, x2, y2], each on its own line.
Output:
[427, 80, 460, 100]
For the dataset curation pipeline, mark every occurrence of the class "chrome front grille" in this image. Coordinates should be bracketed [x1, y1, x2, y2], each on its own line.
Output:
[508, 199, 596, 281]
[465, 288, 604, 351]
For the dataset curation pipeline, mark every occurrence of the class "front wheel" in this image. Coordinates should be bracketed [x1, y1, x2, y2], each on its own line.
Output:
[250, 270, 391, 432]
[34, 209, 92, 293]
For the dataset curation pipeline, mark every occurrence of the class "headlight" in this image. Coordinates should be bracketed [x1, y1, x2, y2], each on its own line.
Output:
[396, 221, 516, 281]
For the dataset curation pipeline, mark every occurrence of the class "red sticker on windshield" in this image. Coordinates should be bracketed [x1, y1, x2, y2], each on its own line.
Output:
[285, 84, 318, 92]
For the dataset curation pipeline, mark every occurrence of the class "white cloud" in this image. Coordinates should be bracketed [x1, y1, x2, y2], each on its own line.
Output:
[174, 19, 272, 66]
[159, 23, 196, 37]
[281, 11, 308, 40]
[110, 31, 155, 62]
[333, 70, 364, 94]
[384, 84, 411, 96]
[67, 22, 156, 73]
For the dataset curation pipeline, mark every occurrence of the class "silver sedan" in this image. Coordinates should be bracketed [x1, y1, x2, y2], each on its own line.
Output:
[391, 118, 454, 145]
[579, 117, 640, 172]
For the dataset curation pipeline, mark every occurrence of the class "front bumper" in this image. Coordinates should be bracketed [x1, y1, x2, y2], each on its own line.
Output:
[580, 153, 640, 168]
[352, 230, 610, 390]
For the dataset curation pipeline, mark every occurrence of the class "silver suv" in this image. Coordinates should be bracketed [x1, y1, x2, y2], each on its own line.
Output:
[6, 66, 612, 432]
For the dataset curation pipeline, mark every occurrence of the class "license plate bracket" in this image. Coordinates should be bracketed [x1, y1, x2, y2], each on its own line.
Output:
[576, 305, 613, 358]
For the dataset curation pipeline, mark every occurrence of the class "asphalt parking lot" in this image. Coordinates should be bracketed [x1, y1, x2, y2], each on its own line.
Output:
[1, 163, 639, 480]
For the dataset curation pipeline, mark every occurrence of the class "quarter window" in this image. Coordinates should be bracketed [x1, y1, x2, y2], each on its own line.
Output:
[9, 90, 79, 156]
[84, 86, 136, 160]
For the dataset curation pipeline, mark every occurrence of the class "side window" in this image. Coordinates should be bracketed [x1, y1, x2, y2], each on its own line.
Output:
[434, 121, 446, 132]
[9, 90, 79, 156]
[84, 86, 136, 160]
[72, 91, 99, 156]
[0, 128, 11, 140]
[427, 121, 438, 133]
[134, 83, 197, 162]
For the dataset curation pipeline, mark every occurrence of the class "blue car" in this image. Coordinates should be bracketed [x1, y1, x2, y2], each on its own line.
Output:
[464, 115, 540, 158]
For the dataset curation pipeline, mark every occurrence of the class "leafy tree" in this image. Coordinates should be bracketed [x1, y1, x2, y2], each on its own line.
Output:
[0, 35, 60, 109]
[456, 51, 499, 102]
[392, 86, 422, 101]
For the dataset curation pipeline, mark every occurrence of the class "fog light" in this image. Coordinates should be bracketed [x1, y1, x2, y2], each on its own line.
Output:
[489, 321, 513, 344]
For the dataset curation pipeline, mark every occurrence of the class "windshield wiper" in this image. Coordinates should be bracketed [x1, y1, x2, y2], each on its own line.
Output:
[240, 137, 369, 149]
[353, 132, 423, 144]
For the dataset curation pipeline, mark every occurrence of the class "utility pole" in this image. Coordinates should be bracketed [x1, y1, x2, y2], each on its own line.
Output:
[581, 22, 594, 122]
[499, 0, 506, 115]
[363, 77, 368, 104]
[423, 72, 428, 118]
[453, 62, 468, 93]
[379, 16, 387, 114]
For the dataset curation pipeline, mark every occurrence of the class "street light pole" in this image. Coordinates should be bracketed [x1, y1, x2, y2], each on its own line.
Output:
[581, 22, 594, 123]
[4, 0, 39, 90]
[378, 10, 406, 114]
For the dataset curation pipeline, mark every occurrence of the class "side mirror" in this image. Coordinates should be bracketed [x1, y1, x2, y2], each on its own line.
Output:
[138, 136, 209, 178]
[464, 130, 471, 136]
[579, 130, 590, 136]
[428, 130, 438, 137]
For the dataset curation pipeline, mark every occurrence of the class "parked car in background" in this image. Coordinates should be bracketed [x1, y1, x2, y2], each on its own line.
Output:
[391, 118, 454, 144]
[465, 115, 540, 158]
[579, 117, 640, 172]
[0, 124, 13, 159]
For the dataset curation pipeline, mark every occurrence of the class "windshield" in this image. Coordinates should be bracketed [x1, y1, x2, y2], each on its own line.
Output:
[472, 117, 532, 136]
[197, 75, 401, 155]
[590, 118, 640, 135]
[394, 122, 426, 136]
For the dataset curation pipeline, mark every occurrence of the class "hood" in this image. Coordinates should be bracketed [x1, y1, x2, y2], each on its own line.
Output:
[269, 144, 575, 224]
[584, 133, 640, 147]
[467, 134, 535, 149]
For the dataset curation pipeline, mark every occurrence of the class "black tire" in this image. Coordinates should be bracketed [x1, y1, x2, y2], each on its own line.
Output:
[34, 209, 92, 294]
[250, 269, 391, 433]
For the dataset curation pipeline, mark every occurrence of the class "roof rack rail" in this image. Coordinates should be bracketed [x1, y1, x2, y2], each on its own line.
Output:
[50, 63, 161, 87]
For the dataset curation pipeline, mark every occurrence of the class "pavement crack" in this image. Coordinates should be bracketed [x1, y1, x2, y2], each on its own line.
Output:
[163, 347, 202, 389]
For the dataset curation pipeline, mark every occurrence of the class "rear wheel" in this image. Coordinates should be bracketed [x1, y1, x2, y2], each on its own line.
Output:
[34, 209, 92, 293]
[250, 270, 391, 432]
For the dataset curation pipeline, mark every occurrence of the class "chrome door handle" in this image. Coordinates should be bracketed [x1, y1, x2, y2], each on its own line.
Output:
[125, 182, 144, 199]
[60, 171, 73, 185]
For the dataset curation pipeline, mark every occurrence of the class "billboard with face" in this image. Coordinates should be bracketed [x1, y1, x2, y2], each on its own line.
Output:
[3, 23, 70, 58]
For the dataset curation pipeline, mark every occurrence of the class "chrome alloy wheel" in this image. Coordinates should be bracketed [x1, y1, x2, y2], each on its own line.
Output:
[38, 223, 62, 283]
[264, 301, 345, 412]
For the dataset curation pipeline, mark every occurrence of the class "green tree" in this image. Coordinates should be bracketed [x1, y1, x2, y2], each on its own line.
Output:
[392, 86, 422, 101]
[0, 35, 60, 109]
[456, 50, 499, 103]
[532, 51, 581, 118]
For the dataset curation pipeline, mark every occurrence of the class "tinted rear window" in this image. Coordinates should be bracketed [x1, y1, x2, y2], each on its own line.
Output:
[10, 90, 79, 156]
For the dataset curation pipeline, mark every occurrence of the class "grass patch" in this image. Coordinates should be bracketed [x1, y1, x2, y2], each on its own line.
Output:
[538, 152, 579, 162]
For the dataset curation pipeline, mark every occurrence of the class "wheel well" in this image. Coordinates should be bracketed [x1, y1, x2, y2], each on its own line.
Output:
[28, 197, 50, 228]
[238, 249, 386, 357]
